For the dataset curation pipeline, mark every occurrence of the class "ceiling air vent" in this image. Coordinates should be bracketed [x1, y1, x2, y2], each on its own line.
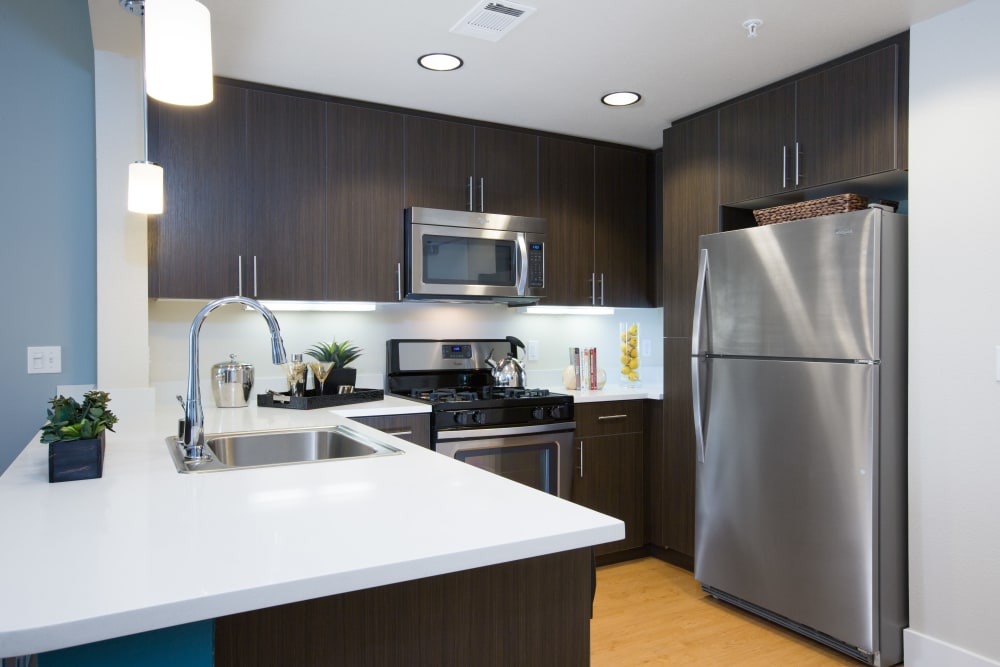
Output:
[450, 1, 537, 42]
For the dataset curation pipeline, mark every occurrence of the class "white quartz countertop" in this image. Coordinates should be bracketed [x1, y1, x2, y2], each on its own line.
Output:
[0, 397, 622, 656]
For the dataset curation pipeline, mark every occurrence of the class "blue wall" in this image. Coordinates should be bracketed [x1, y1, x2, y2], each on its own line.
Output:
[36, 620, 213, 667]
[0, 0, 97, 472]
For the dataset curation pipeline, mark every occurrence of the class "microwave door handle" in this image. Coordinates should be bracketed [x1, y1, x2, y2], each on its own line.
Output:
[516, 234, 529, 296]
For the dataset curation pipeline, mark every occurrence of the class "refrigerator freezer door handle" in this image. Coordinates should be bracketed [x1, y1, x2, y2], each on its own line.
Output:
[691, 248, 709, 463]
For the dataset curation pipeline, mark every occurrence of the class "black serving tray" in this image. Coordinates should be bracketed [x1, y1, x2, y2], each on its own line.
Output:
[257, 388, 384, 410]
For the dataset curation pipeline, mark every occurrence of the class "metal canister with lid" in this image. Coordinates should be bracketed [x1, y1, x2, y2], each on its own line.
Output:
[211, 354, 255, 408]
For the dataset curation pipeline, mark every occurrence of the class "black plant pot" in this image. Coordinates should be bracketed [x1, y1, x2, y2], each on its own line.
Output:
[321, 368, 357, 394]
[48, 432, 105, 483]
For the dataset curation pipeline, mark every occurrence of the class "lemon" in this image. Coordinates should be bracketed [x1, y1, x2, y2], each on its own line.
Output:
[620, 332, 627, 342]
[630, 348, 638, 358]
[620, 344, 627, 354]
[620, 365, 631, 375]
[629, 358, 639, 369]
[620, 355, 629, 365]
[628, 324, 638, 335]
[628, 371, 639, 381]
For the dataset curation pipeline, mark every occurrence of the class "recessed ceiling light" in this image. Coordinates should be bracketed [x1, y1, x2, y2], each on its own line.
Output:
[418, 53, 464, 71]
[601, 91, 641, 107]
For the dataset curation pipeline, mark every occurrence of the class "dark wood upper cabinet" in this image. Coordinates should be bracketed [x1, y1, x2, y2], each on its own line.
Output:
[662, 112, 719, 338]
[796, 45, 901, 187]
[719, 84, 795, 204]
[474, 125, 539, 216]
[148, 83, 249, 299]
[246, 90, 327, 300]
[719, 40, 906, 205]
[539, 137, 595, 306]
[595, 146, 651, 308]
[403, 116, 475, 211]
[327, 103, 404, 302]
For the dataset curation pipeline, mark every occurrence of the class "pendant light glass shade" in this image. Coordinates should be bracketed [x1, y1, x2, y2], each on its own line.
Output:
[144, 0, 214, 106]
[128, 161, 164, 214]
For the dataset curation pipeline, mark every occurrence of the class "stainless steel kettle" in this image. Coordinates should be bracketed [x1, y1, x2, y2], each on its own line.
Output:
[487, 336, 527, 388]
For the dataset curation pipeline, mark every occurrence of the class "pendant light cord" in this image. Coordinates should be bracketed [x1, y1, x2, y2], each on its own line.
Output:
[140, 9, 149, 163]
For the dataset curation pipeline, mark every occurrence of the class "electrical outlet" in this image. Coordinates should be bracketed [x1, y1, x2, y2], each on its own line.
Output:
[27, 346, 62, 374]
[527, 340, 539, 361]
[641, 338, 651, 357]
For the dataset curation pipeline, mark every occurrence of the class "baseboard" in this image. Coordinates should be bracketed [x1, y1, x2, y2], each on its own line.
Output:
[904, 629, 1000, 667]
[647, 544, 694, 571]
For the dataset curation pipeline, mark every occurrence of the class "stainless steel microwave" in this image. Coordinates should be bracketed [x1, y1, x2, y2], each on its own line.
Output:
[403, 207, 546, 305]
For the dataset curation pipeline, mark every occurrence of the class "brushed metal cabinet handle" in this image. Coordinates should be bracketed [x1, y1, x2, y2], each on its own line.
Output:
[795, 141, 801, 186]
[468, 176, 473, 211]
[480, 176, 485, 212]
[383, 429, 413, 437]
[597, 414, 628, 421]
[782, 145, 788, 188]
[237, 256, 243, 297]
[253, 255, 258, 297]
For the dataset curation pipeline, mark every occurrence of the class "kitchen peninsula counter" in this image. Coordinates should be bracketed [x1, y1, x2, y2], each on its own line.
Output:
[0, 398, 622, 658]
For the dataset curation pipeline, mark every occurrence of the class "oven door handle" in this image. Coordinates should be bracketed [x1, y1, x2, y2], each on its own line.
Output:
[436, 421, 576, 441]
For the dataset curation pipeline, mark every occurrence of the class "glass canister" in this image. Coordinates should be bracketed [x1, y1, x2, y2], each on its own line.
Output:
[619, 321, 641, 387]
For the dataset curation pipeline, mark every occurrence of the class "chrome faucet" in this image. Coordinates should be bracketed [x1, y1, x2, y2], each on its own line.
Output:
[181, 296, 288, 460]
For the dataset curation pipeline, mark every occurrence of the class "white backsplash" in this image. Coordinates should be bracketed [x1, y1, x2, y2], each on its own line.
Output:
[148, 300, 663, 390]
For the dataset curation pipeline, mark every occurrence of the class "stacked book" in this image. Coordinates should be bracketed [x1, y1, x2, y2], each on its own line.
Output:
[568, 347, 599, 391]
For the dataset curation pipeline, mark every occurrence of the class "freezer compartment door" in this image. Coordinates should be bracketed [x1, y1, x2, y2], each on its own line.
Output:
[694, 357, 877, 654]
[696, 209, 893, 360]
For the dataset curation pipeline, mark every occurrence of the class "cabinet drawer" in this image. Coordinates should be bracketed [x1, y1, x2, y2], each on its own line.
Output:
[349, 414, 431, 448]
[575, 401, 643, 436]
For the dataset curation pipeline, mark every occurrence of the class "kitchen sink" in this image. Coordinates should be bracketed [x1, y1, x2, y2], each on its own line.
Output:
[166, 425, 403, 473]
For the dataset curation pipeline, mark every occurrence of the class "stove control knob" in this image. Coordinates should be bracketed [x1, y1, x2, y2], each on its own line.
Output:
[549, 404, 568, 420]
[455, 410, 481, 426]
[531, 406, 547, 421]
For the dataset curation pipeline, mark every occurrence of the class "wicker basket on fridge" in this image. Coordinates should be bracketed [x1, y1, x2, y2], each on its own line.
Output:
[752, 193, 869, 226]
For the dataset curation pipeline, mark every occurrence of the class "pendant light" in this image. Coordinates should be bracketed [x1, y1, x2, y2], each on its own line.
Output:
[120, 0, 214, 214]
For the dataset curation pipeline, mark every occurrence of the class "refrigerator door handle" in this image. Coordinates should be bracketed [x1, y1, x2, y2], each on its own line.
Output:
[691, 248, 709, 463]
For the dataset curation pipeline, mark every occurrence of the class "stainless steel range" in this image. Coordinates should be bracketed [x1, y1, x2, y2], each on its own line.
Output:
[386, 339, 575, 499]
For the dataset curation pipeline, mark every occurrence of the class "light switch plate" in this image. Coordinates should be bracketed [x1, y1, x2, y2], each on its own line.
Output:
[27, 346, 61, 374]
[527, 340, 539, 361]
[996, 346, 1000, 382]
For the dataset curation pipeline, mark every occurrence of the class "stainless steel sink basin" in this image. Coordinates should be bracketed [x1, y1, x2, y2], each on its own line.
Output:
[166, 425, 403, 473]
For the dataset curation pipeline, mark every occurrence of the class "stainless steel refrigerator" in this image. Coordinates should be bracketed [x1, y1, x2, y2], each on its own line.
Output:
[691, 208, 907, 666]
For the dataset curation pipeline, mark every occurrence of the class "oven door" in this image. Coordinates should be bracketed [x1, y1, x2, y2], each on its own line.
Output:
[407, 222, 542, 301]
[436, 423, 575, 499]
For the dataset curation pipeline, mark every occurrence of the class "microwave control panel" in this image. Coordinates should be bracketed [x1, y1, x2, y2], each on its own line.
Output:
[527, 242, 545, 288]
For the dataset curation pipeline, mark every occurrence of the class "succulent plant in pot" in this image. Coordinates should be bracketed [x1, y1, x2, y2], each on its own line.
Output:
[305, 340, 362, 394]
[41, 390, 119, 483]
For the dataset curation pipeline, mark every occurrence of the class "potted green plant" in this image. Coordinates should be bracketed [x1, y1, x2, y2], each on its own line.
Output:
[41, 390, 119, 483]
[305, 340, 362, 394]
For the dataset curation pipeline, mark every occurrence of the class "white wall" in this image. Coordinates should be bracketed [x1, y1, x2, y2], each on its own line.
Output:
[148, 300, 663, 393]
[907, 1, 1000, 665]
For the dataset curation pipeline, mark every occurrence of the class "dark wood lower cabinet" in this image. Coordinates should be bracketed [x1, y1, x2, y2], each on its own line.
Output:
[214, 548, 592, 666]
[349, 413, 431, 448]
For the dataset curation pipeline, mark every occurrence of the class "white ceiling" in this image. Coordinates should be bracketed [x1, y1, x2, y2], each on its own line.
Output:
[94, 0, 970, 149]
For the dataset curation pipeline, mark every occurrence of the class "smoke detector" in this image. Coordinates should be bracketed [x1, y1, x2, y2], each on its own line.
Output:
[742, 19, 763, 38]
[450, 1, 537, 42]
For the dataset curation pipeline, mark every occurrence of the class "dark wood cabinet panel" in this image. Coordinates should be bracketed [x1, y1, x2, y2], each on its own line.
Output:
[403, 116, 475, 211]
[644, 399, 665, 547]
[662, 112, 720, 338]
[719, 84, 795, 204]
[659, 337, 696, 561]
[796, 45, 901, 187]
[246, 90, 327, 300]
[327, 103, 404, 301]
[539, 137, 595, 306]
[349, 413, 430, 448]
[474, 126, 539, 216]
[216, 548, 591, 666]
[148, 83, 249, 299]
[571, 401, 644, 558]
[595, 146, 651, 307]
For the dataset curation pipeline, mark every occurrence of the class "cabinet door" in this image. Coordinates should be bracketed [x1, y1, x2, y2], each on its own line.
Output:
[348, 414, 430, 448]
[246, 90, 327, 300]
[659, 338, 696, 559]
[403, 116, 474, 211]
[572, 433, 644, 557]
[719, 84, 795, 204]
[148, 83, 248, 299]
[474, 126, 539, 216]
[327, 104, 404, 301]
[662, 112, 719, 338]
[796, 45, 900, 187]
[539, 137, 594, 305]
[595, 146, 650, 307]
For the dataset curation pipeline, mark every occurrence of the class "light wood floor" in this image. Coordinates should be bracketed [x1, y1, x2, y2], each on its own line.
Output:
[592, 557, 875, 666]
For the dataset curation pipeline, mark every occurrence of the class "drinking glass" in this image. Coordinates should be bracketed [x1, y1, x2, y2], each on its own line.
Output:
[310, 361, 334, 395]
